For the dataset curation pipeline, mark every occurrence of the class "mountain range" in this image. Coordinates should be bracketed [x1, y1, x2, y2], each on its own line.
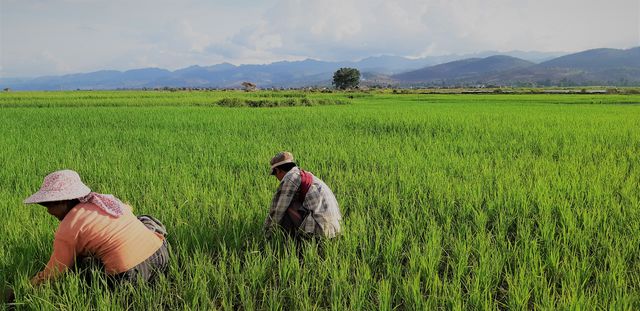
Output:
[1, 48, 638, 90]
[393, 47, 640, 87]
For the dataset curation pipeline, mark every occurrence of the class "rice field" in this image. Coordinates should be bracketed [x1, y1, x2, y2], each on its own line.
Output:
[1, 90, 639, 310]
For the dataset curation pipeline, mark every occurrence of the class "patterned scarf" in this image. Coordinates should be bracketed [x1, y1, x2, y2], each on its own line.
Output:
[79, 192, 126, 217]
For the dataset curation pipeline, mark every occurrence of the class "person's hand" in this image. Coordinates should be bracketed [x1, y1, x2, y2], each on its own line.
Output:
[3, 286, 15, 304]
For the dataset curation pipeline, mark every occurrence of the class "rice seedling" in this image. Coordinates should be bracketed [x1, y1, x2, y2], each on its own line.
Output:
[1, 91, 639, 309]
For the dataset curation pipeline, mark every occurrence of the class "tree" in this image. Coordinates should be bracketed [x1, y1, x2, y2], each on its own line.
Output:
[241, 82, 257, 92]
[332, 68, 360, 90]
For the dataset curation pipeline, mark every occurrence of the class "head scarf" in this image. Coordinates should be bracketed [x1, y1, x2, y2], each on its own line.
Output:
[79, 192, 126, 217]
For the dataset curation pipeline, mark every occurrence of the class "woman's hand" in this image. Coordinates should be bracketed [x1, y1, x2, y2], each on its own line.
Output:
[30, 273, 46, 287]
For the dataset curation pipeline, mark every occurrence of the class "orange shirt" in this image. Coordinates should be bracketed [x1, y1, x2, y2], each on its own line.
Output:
[35, 202, 163, 281]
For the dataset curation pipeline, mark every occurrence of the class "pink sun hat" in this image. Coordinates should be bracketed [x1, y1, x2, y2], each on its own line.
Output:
[24, 170, 91, 204]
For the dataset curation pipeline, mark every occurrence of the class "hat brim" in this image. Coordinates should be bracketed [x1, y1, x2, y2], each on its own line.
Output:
[269, 161, 296, 175]
[24, 187, 91, 204]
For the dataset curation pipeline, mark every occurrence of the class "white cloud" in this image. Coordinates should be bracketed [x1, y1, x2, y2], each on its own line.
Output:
[179, 21, 212, 53]
[248, 0, 639, 59]
[1, 0, 638, 77]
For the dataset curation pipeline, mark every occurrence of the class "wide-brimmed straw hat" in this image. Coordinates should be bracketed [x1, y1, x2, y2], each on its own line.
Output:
[24, 170, 91, 204]
[270, 151, 296, 175]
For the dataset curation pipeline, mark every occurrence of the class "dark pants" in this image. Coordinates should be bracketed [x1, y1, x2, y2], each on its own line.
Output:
[113, 239, 170, 284]
[279, 213, 327, 260]
[76, 239, 169, 287]
[280, 212, 300, 237]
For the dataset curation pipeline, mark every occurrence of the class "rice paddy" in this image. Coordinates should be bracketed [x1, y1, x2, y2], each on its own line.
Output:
[1, 90, 639, 310]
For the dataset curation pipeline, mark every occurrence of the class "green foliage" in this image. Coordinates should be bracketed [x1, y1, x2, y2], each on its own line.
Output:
[332, 67, 361, 90]
[1, 91, 640, 309]
[216, 97, 349, 107]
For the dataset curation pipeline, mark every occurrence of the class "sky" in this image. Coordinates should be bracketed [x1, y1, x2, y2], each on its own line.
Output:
[1, 0, 638, 77]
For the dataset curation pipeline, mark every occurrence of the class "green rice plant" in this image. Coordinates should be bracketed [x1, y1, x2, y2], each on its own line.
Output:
[0, 91, 639, 309]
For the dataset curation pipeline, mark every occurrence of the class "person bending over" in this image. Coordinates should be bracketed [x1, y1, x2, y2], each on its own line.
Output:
[23, 170, 169, 288]
[264, 152, 342, 240]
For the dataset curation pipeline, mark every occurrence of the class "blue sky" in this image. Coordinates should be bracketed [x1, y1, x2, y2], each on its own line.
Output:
[1, 0, 638, 77]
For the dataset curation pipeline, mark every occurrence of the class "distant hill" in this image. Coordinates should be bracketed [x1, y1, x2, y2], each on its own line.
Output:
[1, 48, 638, 90]
[539, 47, 640, 70]
[393, 55, 534, 83]
[488, 47, 640, 86]
[2, 56, 429, 90]
[392, 47, 640, 87]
